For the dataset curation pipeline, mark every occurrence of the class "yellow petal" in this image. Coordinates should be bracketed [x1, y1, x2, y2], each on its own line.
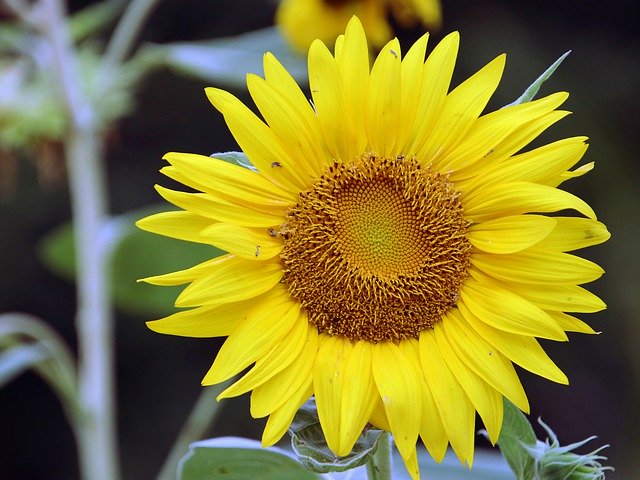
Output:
[308, 39, 357, 162]
[366, 38, 402, 157]
[394, 32, 429, 153]
[369, 396, 391, 432]
[471, 249, 604, 286]
[555, 161, 594, 186]
[262, 380, 313, 447]
[508, 283, 606, 313]
[419, 330, 475, 467]
[434, 322, 503, 444]
[201, 289, 300, 384]
[175, 257, 283, 307]
[463, 182, 596, 223]
[546, 311, 598, 334]
[459, 279, 567, 341]
[372, 341, 421, 475]
[336, 17, 369, 154]
[140, 255, 230, 286]
[438, 92, 568, 173]
[164, 151, 296, 203]
[246, 73, 325, 178]
[262, 52, 324, 151]
[136, 210, 213, 244]
[463, 311, 569, 384]
[251, 318, 318, 417]
[339, 340, 377, 456]
[218, 314, 308, 399]
[155, 185, 285, 228]
[199, 223, 282, 260]
[205, 87, 306, 192]
[453, 110, 571, 181]
[399, 339, 449, 462]
[461, 136, 588, 193]
[405, 32, 459, 155]
[441, 309, 529, 412]
[537, 217, 610, 252]
[420, 54, 505, 167]
[468, 215, 557, 254]
[146, 300, 255, 337]
[313, 334, 352, 454]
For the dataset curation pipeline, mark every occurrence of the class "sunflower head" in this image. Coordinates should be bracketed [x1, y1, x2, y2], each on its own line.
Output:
[138, 16, 609, 480]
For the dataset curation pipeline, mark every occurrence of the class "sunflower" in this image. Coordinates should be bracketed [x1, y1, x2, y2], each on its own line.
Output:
[276, 0, 442, 52]
[137, 17, 609, 479]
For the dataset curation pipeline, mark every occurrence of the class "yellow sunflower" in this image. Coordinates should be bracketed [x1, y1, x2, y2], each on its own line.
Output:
[276, 0, 442, 52]
[137, 17, 609, 479]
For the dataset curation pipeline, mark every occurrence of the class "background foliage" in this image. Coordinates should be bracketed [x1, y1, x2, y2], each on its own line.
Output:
[0, 0, 637, 478]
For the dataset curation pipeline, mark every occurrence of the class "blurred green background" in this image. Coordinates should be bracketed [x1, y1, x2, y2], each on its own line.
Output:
[0, 0, 637, 478]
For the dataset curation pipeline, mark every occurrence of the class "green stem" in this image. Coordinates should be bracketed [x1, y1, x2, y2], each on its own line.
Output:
[155, 380, 233, 480]
[366, 432, 393, 480]
[102, 0, 163, 68]
[37, 1, 118, 479]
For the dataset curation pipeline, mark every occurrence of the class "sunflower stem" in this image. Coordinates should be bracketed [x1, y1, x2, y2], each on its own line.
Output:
[366, 432, 392, 480]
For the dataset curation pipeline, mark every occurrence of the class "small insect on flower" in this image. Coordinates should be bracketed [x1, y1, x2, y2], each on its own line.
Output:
[268, 228, 278, 237]
[255, 245, 261, 257]
[271, 161, 282, 168]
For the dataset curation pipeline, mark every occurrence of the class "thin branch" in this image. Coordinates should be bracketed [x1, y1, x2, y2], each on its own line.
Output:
[1, 0, 32, 23]
[101, 0, 162, 68]
[156, 380, 234, 480]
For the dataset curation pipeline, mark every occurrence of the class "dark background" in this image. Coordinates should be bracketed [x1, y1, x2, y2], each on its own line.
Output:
[1, 0, 638, 478]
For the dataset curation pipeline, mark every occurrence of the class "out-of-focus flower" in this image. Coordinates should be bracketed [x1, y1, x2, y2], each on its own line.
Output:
[138, 17, 608, 479]
[276, 0, 442, 52]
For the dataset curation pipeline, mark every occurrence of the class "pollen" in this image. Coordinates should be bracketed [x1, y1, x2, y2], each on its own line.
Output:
[280, 154, 471, 342]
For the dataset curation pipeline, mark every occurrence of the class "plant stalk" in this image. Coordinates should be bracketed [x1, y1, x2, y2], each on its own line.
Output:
[366, 432, 393, 480]
[102, 0, 163, 68]
[37, 1, 119, 479]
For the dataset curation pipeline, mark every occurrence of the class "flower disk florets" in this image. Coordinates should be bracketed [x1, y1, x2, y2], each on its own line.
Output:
[280, 154, 471, 342]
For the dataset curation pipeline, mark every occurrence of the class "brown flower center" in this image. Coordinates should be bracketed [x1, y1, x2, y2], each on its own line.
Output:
[280, 154, 471, 342]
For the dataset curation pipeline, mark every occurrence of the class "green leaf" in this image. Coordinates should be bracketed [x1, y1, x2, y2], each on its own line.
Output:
[0, 313, 78, 420]
[506, 51, 571, 106]
[37, 206, 224, 317]
[149, 26, 308, 88]
[289, 398, 384, 474]
[496, 399, 537, 480]
[212, 151, 256, 171]
[177, 437, 320, 480]
[0, 342, 50, 389]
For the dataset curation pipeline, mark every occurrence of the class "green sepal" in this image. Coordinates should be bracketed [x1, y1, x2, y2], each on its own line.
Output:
[289, 398, 384, 474]
[507, 51, 571, 106]
[177, 437, 320, 480]
[496, 399, 537, 480]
